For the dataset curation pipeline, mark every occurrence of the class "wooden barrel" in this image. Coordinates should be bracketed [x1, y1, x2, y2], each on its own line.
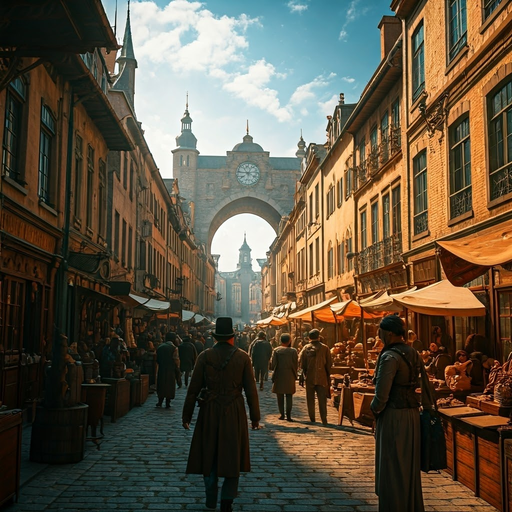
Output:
[29, 404, 88, 464]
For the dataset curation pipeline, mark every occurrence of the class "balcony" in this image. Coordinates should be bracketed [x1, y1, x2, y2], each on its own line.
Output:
[357, 234, 402, 274]
[354, 126, 402, 192]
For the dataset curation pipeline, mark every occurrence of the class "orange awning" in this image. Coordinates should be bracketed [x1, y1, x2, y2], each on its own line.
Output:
[256, 316, 289, 326]
[288, 297, 337, 322]
[437, 218, 512, 286]
[391, 280, 485, 317]
[330, 299, 383, 320]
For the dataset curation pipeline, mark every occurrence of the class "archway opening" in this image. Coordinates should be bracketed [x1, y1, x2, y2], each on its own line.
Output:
[211, 214, 277, 272]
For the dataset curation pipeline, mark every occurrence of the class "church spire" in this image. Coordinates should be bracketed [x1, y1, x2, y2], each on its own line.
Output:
[175, 95, 198, 150]
[113, 1, 138, 109]
[296, 129, 306, 158]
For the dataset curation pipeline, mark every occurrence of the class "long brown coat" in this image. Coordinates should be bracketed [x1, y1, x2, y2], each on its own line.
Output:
[182, 342, 260, 478]
[156, 341, 180, 400]
[271, 346, 298, 395]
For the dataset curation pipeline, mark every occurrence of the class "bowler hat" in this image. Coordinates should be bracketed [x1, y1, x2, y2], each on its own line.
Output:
[213, 317, 235, 340]
[309, 329, 320, 340]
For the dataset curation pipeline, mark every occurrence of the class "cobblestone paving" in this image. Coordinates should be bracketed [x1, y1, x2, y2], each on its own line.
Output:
[6, 382, 497, 512]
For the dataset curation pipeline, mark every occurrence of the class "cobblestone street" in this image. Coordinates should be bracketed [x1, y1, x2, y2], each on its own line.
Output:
[6, 384, 497, 512]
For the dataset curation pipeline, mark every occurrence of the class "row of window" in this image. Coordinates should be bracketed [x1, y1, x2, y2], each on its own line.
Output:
[412, 77, 512, 235]
[412, 0, 503, 102]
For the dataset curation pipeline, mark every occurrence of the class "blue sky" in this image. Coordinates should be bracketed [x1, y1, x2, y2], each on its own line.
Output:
[102, 0, 394, 271]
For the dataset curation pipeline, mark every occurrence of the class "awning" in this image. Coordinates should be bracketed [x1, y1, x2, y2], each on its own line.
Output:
[288, 297, 337, 321]
[129, 294, 170, 312]
[76, 286, 121, 306]
[256, 315, 289, 326]
[182, 310, 196, 321]
[330, 300, 382, 321]
[391, 280, 486, 317]
[361, 287, 417, 313]
[437, 218, 512, 286]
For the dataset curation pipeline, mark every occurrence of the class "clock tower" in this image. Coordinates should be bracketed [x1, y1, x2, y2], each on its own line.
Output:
[172, 105, 303, 252]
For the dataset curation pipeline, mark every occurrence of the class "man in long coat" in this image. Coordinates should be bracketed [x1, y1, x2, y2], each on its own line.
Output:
[182, 317, 260, 512]
[178, 336, 197, 387]
[250, 331, 273, 391]
[299, 328, 332, 425]
[271, 333, 298, 421]
[156, 332, 180, 408]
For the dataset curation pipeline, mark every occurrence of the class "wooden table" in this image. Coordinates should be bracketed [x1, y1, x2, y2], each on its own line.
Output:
[81, 384, 110, 446]
[0, 410, 22, 507]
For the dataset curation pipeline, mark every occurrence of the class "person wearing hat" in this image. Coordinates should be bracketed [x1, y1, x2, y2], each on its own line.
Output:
[155, 332, 180, 408]
[271, 333, 298, 421]
[371, 314, 432, 512]
[250, 331, 273, 391]
[182, 317, 260, 512]
[299, 328, 332, 425]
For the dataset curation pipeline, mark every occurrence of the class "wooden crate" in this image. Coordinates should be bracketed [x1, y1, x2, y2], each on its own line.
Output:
[454, 427, 476, 492]
[478, 437, 501, 510]
[103, 378, 130, 422]
[0, 411, 22, 507]
[480, 400, 512, 418]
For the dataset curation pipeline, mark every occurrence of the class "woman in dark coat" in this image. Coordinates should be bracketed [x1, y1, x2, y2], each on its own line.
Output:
[371, 315, 432, 512]
[182, 317, 260, 512]
[155, 332, 180, 408]
[271, 333, 298, 421]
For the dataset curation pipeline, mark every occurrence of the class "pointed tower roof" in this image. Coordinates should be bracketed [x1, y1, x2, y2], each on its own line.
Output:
[113, 1, 138, 108]
[239, 233, 251, 251]
[176, 93, 198, 150]
[295, 130, 306, 158]
[118, 1, 136, 62]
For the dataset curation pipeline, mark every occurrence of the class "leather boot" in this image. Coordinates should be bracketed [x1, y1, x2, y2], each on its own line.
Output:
[220, 499, 233, 512]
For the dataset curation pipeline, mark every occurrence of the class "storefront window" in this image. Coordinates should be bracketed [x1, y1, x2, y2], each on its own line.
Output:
[500, 291, 512, 361]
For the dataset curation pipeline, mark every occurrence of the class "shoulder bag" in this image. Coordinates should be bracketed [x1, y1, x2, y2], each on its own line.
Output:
[389, 346, 447, 473]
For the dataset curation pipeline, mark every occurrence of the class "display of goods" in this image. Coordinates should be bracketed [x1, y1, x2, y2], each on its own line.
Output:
[495, 378, 512, 406]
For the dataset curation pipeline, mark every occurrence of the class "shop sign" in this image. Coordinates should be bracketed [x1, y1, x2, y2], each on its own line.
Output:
[2, 211, 56, 253]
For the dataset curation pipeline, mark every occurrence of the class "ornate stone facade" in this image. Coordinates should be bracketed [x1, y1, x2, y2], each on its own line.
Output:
[172, 111, 304, 251]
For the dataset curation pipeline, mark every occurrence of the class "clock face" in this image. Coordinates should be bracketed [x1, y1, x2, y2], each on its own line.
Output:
[236, 162, 260, 186]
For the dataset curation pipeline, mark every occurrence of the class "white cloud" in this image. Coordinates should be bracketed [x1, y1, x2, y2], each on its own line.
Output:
[339, 0, 365, 42]
[342, 76, 355, 83]
[287, 1, 309, 13]
[318, 94, 339, 116]
[223, 60, 292, 122]
[131, 1, 260, 72]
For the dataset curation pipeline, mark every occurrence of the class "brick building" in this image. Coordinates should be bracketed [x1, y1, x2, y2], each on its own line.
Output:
[265, 0, 512, 363]
[0, 1, 215, 409]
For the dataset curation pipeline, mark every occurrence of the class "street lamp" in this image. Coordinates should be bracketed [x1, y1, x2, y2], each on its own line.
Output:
[216, 292, 223, 301]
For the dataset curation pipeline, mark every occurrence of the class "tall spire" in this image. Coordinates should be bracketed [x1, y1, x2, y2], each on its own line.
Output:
[296, 130, 306, 158]
[175, 95, 197, 150]
[113, 1, 138, 109]
[246, 119, 249, 135]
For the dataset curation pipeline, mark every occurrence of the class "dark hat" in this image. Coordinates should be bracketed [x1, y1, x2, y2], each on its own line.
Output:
[379, 315, 405, 336]
[212, 317, 235, 340]
[309, 328, 320, 340]
[165, 332, 176, 342]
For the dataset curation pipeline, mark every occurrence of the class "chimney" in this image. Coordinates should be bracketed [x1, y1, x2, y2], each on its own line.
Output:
[378, 16, 401, 60]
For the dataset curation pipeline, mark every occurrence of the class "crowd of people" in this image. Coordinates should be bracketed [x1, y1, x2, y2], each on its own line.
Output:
[68, 316, 493, 512]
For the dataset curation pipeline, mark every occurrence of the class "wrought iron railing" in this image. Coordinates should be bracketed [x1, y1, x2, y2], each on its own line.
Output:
[353, 126, 402, 192]
[413, 211, 428, 236]
[356, 234, 402, 274]
[490, 164, 512, 201]
[450, 186, 472, 218]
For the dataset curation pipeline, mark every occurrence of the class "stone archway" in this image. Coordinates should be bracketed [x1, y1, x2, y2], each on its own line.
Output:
[207, 196, 281, 254]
